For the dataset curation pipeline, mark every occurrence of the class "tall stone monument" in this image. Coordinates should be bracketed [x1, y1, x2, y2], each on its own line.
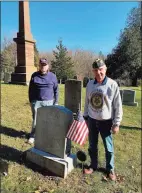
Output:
[11, 1, 36, 85]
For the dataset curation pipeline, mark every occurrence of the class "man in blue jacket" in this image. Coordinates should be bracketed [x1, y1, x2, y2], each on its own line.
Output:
[28, 58, 59, 144]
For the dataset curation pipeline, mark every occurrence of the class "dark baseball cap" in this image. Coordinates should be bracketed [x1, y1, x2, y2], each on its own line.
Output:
[39, 58, 49, 65]
[92, 59, 106, 69]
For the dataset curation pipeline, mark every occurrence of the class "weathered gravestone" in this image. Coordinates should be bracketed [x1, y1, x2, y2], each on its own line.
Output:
[26, 106, 77, 178]
[120, 89, 138, 106]
[65, 80, 82, 113]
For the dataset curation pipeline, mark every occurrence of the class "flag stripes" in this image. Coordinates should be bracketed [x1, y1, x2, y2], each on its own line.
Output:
[66, 119, 89, 145]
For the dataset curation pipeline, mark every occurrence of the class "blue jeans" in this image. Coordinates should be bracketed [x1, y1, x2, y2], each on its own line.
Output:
[30, 100, 54, 137]
[88, 116, 114, 173]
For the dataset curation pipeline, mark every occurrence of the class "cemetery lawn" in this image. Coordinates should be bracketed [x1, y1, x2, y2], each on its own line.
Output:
[1, 84, 141, 193]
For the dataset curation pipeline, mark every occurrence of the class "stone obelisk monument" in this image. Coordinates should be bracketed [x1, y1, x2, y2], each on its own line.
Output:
[11, 1, 36, 85]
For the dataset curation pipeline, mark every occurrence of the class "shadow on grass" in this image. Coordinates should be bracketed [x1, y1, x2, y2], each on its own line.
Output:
[0, 126, 29, 138]
[0, 159, 9, 174]
[1, 144, 108, 178]
[0, 144, 61, 178]
[0, 144, 23, 163]
[121, 125, 141, 130]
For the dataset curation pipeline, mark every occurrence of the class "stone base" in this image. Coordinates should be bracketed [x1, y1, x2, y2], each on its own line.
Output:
[11, 72, 33, 85]
[123, 102, 138, 106]
[26, 148, 77, 178]
[11, 72, 30, 81]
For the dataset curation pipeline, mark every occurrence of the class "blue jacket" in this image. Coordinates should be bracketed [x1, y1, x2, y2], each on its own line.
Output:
[28, 71, 59, 104]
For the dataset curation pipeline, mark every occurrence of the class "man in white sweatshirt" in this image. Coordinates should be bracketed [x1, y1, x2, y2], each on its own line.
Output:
[83, 59, 123, 181]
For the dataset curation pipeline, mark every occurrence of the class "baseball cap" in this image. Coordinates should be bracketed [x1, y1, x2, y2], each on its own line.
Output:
[92, 59, 106, 69]
[39, 58, 49, 66]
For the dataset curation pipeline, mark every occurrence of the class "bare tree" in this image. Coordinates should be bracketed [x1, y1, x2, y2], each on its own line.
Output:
[72, 49, 98, 80]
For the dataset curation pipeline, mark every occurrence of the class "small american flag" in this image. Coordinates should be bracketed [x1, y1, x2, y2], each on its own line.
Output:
[66, 111, 89, 145]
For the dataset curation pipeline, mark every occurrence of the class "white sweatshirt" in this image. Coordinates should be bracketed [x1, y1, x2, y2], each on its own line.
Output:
[84, 77, 123, 126]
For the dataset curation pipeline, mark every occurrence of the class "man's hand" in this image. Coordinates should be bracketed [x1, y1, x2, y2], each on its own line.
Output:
[111, 125, 119, 134]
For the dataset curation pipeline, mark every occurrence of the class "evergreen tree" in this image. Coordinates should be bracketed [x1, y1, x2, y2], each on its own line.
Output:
[105, 4, 141, 86]
[98, 51, 105, 60]
[51, 40, 75, 79]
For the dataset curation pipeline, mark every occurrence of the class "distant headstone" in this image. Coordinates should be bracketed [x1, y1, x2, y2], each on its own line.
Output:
[121, 89, 138, 106]
[65, 79, 82, 113]
[26, 106, 77, 178]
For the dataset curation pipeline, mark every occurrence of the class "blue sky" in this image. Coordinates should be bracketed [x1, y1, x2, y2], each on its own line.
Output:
[1, 1, 138, 55]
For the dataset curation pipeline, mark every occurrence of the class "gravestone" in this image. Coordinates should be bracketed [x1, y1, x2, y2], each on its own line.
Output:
[35, 106, 72, 158]
[26, 106, 77, 178]
[65, 80, 82, 113]
[121, 89, 138, 106]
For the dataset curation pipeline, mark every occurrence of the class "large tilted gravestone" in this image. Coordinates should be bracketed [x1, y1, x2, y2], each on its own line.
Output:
[65, 80, 82, 113]
[26, 106, 77, 178]
[120, 89, 138, 106]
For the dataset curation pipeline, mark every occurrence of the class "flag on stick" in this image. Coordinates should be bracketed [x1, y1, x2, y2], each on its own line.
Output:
[66, 111, 89, 145]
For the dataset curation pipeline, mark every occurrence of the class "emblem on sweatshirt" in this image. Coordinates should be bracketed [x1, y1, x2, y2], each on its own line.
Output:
[90, 92, 103, 110]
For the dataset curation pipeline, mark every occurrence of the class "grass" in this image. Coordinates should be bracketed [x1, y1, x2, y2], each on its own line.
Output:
[1, 84, 141, 193]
